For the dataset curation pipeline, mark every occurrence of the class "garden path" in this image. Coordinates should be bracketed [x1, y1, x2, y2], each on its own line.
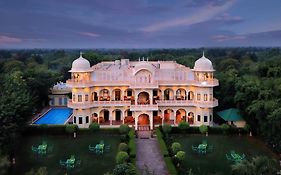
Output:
[136, 131, 169, 175]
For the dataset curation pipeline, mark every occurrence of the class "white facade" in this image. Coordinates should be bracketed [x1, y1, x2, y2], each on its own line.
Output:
[66, 53, 219, 130]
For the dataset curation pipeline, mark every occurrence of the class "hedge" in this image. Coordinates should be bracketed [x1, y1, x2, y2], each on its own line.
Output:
[156, 128, 169, 157]
[171, 126, 248, 135]
[164, 157, 178, 175]
[128, 129, 136, 158]
[25, 125, 120, 135]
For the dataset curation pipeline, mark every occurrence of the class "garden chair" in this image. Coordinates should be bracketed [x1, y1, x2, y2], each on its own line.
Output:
[31, 146, 38, 153]
[76, 160, 82, 167]
[59, 160, 66, 167]
[226, 154, 232, 161]
[89, 145, 96, 152]
[192, 145, 198, 151]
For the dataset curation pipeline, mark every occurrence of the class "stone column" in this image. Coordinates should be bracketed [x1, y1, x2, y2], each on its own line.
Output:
[122, 109, 125, 124]
[134, 115, 138, 130]
[110, 109, 113, 125]
[150, 114, 153, 130]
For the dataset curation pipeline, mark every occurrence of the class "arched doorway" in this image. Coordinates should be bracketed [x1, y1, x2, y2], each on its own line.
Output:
[92, 113, 98, 123]
[99, 109, 109, 124]
[164, 109, 174, 124]
[99, 89, 110, 101]
[138, 114, 150, 130]
[164, 89, 174, 100]
[112, 89, 121, 101]
[176, 109, 186, 124]
[187, 112, 194, 124]
[137, 92, 150, 105]
[176, 88, 186, 100]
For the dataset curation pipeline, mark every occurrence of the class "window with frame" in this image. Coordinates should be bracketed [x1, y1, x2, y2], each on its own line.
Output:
[204, 94, 208, 101]
[78, 95, 82, 102]
[79, 117, 82, 124]
[204, 116, 208, 122]
[210, 115, 212, 121]
[85, 94, 88, 101]
[209, 94, 213, 101]
[74, 116, 76, 123]
[73, 95, 75, 102]
[86, 116, 89, 123]
[197, 115, 201, 121]
[197, 94, 201, 101]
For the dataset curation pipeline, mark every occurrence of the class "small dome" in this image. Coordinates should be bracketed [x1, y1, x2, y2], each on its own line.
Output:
[194, 52, 214, 71]
[70, 53, 92, 72]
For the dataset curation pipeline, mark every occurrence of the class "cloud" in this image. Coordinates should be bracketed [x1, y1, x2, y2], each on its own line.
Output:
[0, 35, 22, 44]
[140, 0, 237, 32]
[211, 34, 246, 42]
[79, 32, 101, 37]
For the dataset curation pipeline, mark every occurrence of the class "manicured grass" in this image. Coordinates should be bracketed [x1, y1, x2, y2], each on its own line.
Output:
[173, 135, 276, 175]
[10, 134, 120, 175]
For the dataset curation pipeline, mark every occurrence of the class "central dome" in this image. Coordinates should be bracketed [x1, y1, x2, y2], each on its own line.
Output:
[194, 52, 214, 71]
[70, 53, 92, 72]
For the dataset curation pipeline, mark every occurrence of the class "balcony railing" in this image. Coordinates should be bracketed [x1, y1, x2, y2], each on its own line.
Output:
[158, 79, 219, 87]
[68, 100, 131, 109]
[130, 104, 158, 111]
[156, 99, 218, 107]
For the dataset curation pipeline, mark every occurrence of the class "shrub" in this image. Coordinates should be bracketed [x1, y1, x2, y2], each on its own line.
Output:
[116, 151, 129, 164]
[178, 121, 189, 133]
[220, 123, 230, 134]
[162, 124, 172, 134]
[164, 157, 178, 175]
[119, 124, 130, 135]
[199, 125, 208, 134]
[175, 151, 186, 162]
[113, 163, 137, 175]
[89, 122, 100, 132]
[171, 142, 182, 155]
[65, 124, 78, 134]
[128, 139, 136, 158]
[156, 128, 169, 156]
[118, 143, 129, 152]
[128, 129, 135, 139]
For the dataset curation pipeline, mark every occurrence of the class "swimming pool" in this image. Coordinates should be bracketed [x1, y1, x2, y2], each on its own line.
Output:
[34, 108, 73, 125]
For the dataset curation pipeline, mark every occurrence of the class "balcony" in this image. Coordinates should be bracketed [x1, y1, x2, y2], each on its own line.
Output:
[158, 79, 219, 87]
[130, 104, 158, 111]
[129, 82, 159, 89]
[156, 99, 218, 108]
[67, 100, 131, 109]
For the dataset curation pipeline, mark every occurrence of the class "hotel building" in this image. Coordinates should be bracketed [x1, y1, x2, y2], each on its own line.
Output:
[66, 53, 219, 130]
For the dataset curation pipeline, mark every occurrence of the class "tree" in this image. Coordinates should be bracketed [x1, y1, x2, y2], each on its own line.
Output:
[0, 152, 10, 175]
[118, 143, 129, 152]
[119, 124, 130, 135]
[175, 151, 186, 163]
[171, 142, 182, 155]
[0, 71, 33, 152]
[199, 125, 208, 134]
[116, 151, 129, 164]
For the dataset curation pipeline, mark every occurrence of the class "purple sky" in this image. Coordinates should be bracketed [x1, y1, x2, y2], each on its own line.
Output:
[0, 0, 281, 48]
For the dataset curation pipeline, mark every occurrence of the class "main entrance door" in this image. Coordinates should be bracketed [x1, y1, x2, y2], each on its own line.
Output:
[138, 114, 150, 131]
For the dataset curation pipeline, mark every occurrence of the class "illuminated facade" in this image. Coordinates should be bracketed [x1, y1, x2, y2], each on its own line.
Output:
[66, 53, 219, 130]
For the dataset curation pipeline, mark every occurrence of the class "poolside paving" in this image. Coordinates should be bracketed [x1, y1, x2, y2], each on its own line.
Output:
[136, 132, 169, 175]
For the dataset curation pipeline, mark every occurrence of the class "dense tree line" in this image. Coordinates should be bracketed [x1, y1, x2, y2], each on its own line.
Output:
[0, 48, 280, 168]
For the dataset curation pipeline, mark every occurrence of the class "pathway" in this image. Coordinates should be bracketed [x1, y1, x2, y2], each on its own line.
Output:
[136, 131, 169, 175]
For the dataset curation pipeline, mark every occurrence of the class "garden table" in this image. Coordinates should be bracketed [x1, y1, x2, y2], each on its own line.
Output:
[66, 156, 75, 168]
[95, 144, 104, 154]
[197, 144, 207, 154]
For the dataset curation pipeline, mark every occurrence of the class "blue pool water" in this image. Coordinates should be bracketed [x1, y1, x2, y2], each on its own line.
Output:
[34, 108, 72, 124]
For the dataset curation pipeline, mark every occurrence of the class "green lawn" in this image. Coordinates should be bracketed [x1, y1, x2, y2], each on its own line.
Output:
[173, 135, 276, 175]
[10, 134, 121, 175]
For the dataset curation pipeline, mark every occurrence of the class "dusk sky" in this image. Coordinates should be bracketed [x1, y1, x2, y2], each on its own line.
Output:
[0, 0, 281, 48]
